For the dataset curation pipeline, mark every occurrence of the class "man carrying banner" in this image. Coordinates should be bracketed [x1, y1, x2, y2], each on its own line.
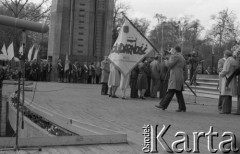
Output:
[155, 46, 188, 112]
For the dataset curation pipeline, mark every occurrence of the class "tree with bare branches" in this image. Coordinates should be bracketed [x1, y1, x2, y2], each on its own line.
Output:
[208, 9, 239, 55]
[0, 0, 51, 59]
[112, 0, 130, 43]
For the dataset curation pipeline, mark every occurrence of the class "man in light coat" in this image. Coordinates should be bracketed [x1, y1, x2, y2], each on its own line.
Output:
[217, 56, 226, 111]
[101, 56, 110, 95]
[155, 46, 188, 112]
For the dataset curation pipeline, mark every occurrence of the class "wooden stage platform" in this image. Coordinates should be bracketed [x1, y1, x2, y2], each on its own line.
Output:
[2, 82, 240, 154]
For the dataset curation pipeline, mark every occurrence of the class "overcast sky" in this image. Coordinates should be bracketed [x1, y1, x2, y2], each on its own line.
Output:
[121, 0, 240, 33]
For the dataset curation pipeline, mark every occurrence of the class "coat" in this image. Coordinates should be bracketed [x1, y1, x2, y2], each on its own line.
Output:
[150, 60, 160, 79]
[108, 63, 121, 87]
[120, 73, 130, 90]
[217, 58, 226, 92]
[165, 53, 187, 91]
[219, 57, 238, 96]
[159, 61, 169, 81]
[100, 60, 110, 83]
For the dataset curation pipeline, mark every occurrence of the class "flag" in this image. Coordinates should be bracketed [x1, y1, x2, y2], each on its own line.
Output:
[0, 55, 8, 61]
[7, 42, 14, 60]
[64, 53, 69, 72]
[33, 46, 40, 60]
[108, 16, 158, 76]
[28, 45, 34, 61]
[1, 44, 7, 56]
[19, 44, 24, 60]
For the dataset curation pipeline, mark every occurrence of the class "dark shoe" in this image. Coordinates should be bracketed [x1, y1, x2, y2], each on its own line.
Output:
[109, 94, 112, 97]
[155, 105, 165, 110]
[112, 95, 118, 98]
[176, 109, 186, 112]
[155, 105, 163, 109]
[140, 96, 145, 100]
[122, 97, 126, 100]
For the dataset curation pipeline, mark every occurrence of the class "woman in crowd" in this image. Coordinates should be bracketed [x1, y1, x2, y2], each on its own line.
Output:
[137, 59, 148, 99]
[108, 62, 121, 98]
[130, 66, 139, 98]
[219, 50, 238, 114]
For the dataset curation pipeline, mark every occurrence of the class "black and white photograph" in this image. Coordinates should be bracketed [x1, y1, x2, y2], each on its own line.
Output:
[0, 0, 240, 153]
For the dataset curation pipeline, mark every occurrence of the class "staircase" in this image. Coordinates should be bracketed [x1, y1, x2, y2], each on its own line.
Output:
[183, 75, 237, 101]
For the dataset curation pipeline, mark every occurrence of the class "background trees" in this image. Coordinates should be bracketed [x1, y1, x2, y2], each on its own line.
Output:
[0, 0, 50, 59]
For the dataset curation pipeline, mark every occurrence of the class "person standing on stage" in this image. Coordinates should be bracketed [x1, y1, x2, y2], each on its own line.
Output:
[46, 59, 52, 81]
[108, 62, 121, 98]
[155, 46, 188, 112]
[150, 55, 161, 98]
[189, 50, 199, 85]
[130, 66, 139, 98]
[82, 62, 89, 84]
[57, 58, 64, 82]
[100, 56, 110, 95]
[95, 61, 101, 84]
[217, 56, 226, 111]
[72, 61, 78, 83]
[137, 59, 148, 99]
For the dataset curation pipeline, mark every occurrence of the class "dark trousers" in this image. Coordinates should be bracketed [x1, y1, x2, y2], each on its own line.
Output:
[218, 95, 224, 111]
[159, 80, 168, 99]
[221, 95, 232, 114]
[101, 83, 108, 95]
[96, 75, 100, 84]
[160, 89, 186, 110]
[46, 72, 51, 81]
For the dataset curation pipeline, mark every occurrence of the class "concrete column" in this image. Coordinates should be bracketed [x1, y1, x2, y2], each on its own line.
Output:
[103, 0, 114, 57]
[48, 0, 70, 81]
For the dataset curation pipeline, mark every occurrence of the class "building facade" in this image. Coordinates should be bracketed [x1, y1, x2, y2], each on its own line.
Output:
[48, 0, 114, 80]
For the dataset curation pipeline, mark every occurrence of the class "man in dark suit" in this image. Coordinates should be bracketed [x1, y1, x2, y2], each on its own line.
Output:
[46, 59, 52, 82]
[155, 46, 188, 112]
[72, 61, 78, 83]
[57, 58, 64, 82]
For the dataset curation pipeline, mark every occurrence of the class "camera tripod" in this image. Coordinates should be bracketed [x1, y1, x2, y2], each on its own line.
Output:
[186, 61, 204, 106]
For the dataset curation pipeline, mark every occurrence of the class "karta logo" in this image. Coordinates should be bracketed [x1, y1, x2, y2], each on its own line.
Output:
[142, 124, 239, 153]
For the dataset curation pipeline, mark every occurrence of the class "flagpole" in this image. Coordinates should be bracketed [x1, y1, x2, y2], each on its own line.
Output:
[122, 14, 159, 55]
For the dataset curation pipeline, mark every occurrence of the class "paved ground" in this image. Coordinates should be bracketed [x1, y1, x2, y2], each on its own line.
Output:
[2, 82, 240, 154]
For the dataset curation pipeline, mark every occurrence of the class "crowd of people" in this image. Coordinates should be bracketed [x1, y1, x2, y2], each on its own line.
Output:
[57, 59, 102, 84]
[1, 43, 239, 114]
[101, 46, 188, 112]
[0, 59, 52, 81]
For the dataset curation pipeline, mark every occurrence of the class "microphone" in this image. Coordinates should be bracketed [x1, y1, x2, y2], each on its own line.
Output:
[0, 15, 49, 33]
